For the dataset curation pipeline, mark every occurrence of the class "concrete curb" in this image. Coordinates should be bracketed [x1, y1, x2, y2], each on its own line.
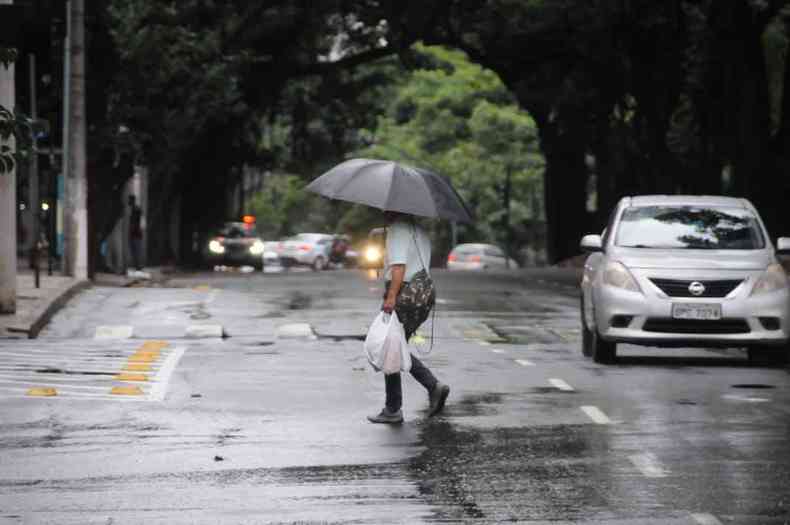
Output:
[6, 279, 91, 339]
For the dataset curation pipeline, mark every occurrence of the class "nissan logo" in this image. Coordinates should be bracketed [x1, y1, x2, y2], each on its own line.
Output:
[688, 281, 706, 296]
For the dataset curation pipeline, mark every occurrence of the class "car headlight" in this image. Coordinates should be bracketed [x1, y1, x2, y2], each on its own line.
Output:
[603, 261, 642, 293]
[365, 246, 381, 262]
[750, 263, 788, 296]
[208, 240, 225, 254]
[249, 240, 265, 255]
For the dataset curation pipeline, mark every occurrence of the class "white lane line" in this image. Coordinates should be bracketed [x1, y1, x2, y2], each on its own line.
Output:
[0, 379, 126, 392]
[549, 378, 574, 391]
[0, 373, 118, 383]
[628, 453, 668, 478]
[95, 325, 134, 339]
[491, 349, 506, 354]
[149, 346, 186, 401]
[515, 359, 535, 367]
[691, 513, 724, 525]
[478, 340, 492, 346]
[581, 405, 612, 424]
[722, 394, 771, 403]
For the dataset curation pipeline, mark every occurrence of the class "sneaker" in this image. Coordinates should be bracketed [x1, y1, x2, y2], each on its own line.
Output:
[428, 382, 450, 417]
[367, 408, 404, 424]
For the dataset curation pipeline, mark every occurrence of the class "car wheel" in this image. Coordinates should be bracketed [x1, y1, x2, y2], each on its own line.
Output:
[747, 346, 789, 366]
[580, 297, 593, 357]
[254, 262, 264, 272]
[312, 256, 326, 271]
[591, 330, 617, 364]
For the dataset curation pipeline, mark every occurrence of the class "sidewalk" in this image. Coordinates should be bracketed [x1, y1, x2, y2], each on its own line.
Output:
[0, 261, 169, 339]
[0, 270, 90, 339]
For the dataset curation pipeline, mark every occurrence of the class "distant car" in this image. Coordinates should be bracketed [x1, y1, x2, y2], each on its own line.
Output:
[447, 243, 517, 270]
[204, 221, 265, 270]
[278, 233, 334, 271]
[580, 195, 790, 364]
[262, 241, 283, 268]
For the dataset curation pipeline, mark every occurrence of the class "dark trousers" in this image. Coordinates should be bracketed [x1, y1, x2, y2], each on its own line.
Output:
[130, 238, 143, 270]
[385, 355, 437, 412]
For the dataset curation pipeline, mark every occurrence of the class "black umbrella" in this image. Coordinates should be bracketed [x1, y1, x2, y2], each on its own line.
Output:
[306, 158, 474, 223]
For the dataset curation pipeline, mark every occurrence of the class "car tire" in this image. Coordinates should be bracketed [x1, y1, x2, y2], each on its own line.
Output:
[312, 256, 326, 271]
[580, 297, 593, 357]
[747, 346, 789, 367]
[592, 330, 617, 364]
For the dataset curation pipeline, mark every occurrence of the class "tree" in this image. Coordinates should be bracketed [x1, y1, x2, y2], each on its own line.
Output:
[355, 45, 545, 261]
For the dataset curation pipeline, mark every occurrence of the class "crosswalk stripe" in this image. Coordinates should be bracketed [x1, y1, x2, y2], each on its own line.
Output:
[0, 340, 184, 402]
[94, 326, 134, 339]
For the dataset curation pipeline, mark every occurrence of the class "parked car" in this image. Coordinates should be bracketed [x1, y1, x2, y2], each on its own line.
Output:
[447, 243, 518, 270]
[278, 233, 334, 271]
[204, 221, 265, 270]
[580, 195, 790, 364]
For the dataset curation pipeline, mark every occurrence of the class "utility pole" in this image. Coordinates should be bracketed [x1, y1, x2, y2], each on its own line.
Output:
[0, 0, 17, 313]
[63, 0, 87, 279]
[28, 53, 38, 265]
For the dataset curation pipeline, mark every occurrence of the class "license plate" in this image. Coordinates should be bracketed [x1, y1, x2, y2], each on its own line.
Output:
[672, 303, 722, 320]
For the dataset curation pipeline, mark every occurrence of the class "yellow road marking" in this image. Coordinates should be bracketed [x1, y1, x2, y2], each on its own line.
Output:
[111, 386, 144, 396]
[123, 363, 152, 372]
[128, 353, 158, 363]
[27, 387, 57, 397]
[194, 285, 211, 292]
[140, 341, 168, 352]
[114, 373, 148, 382]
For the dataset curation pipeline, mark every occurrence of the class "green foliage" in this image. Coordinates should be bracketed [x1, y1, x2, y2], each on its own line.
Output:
[0, 45, 34, 176]
[248, 174, 329, 239]
[354, 45, 545, 253]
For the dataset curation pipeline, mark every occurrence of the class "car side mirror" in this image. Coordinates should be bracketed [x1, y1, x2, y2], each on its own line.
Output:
[580, 234, 603, 253]
[776, 237, 790, 255]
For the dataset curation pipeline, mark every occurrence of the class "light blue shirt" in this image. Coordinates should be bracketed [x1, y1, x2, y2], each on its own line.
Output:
[385, 220, 431, 281]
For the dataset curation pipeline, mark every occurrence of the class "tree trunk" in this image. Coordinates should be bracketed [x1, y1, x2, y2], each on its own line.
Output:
[534, 111, 590, 264]
[64, 0, 88, 279]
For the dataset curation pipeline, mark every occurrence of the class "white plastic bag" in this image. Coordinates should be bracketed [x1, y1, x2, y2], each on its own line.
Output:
[363, 312, 412, 374]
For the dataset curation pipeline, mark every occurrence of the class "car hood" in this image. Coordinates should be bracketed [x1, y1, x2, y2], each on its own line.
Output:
[612, 248, 773, 270]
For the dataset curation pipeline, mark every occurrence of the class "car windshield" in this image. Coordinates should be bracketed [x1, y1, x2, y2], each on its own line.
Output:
[218, 223, 257, 238]
[616, 206, 765, 250]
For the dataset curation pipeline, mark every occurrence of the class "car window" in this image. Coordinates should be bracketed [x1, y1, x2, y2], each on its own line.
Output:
[219, 223, 258, 238]
[452, 245, 482, 255]
[616, 206, 766, 250]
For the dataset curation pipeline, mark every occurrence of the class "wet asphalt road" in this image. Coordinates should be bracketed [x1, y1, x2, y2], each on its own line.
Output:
[0, 267, 789, 524]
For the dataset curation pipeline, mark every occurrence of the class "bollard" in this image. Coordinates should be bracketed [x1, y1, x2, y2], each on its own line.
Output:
[32, 241, 40, 289]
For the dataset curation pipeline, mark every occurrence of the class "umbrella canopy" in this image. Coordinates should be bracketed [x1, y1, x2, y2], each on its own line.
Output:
[306, 158, 474, 223]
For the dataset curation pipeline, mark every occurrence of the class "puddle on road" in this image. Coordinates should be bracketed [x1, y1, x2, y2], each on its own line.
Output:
[410, 418, 612, 523]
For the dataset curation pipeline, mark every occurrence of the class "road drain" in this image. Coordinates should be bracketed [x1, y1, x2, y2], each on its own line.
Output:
[731, 384, 775, 389]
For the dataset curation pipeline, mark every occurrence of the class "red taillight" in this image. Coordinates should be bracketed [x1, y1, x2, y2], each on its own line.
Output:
[448, 254, 457, 262]
[299, 245, 311, 251]
[468, 255, 482, 262]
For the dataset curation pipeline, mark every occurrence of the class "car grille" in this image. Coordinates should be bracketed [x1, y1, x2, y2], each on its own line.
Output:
[642, 318, 751, 334]
[649, 278, 743, 298]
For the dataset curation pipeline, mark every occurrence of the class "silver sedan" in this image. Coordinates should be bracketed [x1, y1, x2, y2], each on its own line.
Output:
[580, 195, 790, 364]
